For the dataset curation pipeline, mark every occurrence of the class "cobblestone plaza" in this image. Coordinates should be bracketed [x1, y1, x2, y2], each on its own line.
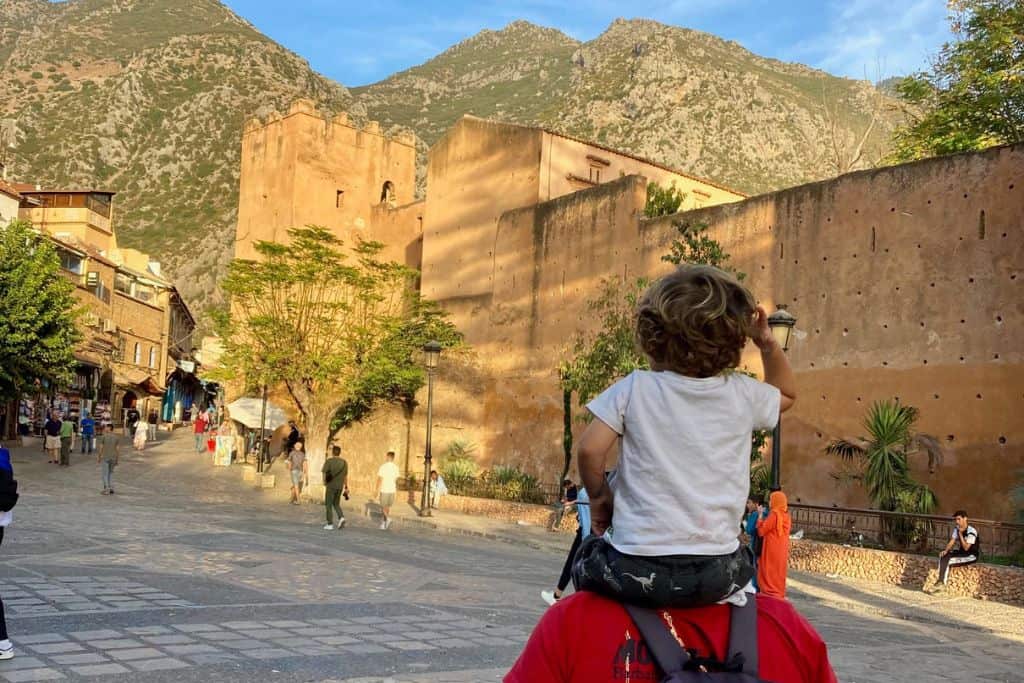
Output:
[1, 432, 1021, 682]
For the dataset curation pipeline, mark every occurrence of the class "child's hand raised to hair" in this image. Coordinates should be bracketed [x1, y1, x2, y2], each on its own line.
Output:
[751, 306, 780, 353]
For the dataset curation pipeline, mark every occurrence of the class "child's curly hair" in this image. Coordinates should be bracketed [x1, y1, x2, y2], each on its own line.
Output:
[636, 265, 756, 377]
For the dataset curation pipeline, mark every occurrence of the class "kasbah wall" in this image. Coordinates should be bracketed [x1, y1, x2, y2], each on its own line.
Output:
[234, 100, 1023, 520]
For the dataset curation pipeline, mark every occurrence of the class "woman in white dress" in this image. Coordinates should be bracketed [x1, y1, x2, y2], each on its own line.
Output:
[133, 418, 148, 451]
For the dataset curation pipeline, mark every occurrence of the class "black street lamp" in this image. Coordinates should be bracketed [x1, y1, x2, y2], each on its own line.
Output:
[767, 305, 797, 490]
[419, 341, 442, 517]
[257, 383, 268, 473]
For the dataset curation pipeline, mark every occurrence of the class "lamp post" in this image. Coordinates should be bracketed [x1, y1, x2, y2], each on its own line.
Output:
[257, 383, 268, 473]
[767, 305, 797, 490]
[419, 341, 442, 517]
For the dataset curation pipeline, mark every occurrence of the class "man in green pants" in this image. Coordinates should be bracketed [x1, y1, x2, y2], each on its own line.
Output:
[58, 414, 75, 467]
[322, 445, 349, 530]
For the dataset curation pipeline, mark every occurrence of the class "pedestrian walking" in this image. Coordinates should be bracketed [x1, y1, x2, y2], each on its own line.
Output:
[133, 417, 148, 451]
[43, 411, 61, 464]
[193, 411, 208, 452]
[322, 445, 349, 530]
[375, 450, 400, 530]
[58, 413, 75, 467]
[147, 409, 158, 442]
[542, 486, 590, 606]
[96, 423, 120, 495]
[124, 405, 140, 438]
[287, 442, 308, 504]
[0, 442, 19, 660]
[79, 412, 96, 454]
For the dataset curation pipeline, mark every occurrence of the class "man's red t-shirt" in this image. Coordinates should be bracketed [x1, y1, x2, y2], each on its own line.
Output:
[193, 414, 206, 434]
[505, 592, 836, 683]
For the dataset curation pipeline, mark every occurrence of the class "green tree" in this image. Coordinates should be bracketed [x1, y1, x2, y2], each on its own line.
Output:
[889, 0, 1024, 161]
[644, 181, 687, 217]
[826, 401, 942, 545]
[0, 220, 80, 401]
[213, 226, 460, 480]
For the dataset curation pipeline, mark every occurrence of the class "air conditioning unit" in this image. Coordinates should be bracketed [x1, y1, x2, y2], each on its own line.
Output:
[102, 318, 117, 333]
[83, 312, 100, 328]
[86, 272, 99, 287]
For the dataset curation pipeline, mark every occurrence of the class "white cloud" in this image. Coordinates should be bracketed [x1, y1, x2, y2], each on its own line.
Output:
[785, 0, 951, 79]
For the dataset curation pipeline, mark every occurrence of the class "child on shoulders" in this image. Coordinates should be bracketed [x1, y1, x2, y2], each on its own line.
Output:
[573, 264, 796, 607]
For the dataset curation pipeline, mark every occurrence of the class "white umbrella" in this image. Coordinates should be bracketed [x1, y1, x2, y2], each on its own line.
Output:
[225, 397, 288, 430]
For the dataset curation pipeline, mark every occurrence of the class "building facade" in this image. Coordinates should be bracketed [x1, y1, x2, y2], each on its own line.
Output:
[2, 186, 201, 440]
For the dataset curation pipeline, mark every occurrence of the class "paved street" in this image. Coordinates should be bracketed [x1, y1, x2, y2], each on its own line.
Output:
[1, 430, 1023, 682]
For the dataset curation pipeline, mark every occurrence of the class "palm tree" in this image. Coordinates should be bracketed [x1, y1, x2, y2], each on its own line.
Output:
[825, 400, 942, 546]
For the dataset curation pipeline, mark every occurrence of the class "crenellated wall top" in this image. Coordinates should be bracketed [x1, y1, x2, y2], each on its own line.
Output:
[242, 99, 418, 149]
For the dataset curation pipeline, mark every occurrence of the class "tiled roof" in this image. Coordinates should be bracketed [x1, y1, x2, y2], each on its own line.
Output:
[0, 179, 20, 199]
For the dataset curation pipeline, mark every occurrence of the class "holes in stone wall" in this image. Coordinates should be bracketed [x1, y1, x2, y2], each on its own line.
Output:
[871, 227, 876, 252]
[976, 393, 983, 399]
[968, 277, 975, 283]
[999, 436, 1007, 445]
[947, 434, 955, 442]
[922, 359, 928, 365]
[779, 243, 784, 260]
[978, 210, 986, 239]
[843, 328, 849, 335]
[996, 315, 1003, 324]
[994, 353, 1000, 360]
[959, 356, 966, 362]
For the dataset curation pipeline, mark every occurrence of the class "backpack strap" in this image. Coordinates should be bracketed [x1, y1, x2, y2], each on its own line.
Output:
[726, 599, 759, 676]
[624, 604, 690, 676]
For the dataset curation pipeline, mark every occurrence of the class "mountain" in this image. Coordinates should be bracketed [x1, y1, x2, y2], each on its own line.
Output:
[354, 18, 901, 195]
[0, 2, 902, 322]
[0, 0, 351, 316]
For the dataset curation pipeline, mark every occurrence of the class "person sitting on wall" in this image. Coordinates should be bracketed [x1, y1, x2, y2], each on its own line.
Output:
[932, 510, 980, 593]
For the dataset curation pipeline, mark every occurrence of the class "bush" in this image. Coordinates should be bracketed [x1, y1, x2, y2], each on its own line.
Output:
[440, 458, 478, 488]
[31, 72, 43, 79]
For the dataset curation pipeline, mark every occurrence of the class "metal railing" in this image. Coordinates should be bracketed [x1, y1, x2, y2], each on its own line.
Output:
[789, 503, 1024, 559]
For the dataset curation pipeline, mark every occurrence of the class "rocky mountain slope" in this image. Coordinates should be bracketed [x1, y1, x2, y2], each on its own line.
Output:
[1, 1, 902, 321]
[354, 18, 900, 195]
[0, 0, 351, 316]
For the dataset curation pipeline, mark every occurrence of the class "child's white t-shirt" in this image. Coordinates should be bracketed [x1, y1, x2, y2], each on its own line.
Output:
[586, 369, 780, 557]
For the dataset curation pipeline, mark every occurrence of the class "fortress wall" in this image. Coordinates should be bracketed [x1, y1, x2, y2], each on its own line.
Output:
[422, 144, 1022, 518]
[236, 102, 417, 261]
[636, 144, 1024, 518]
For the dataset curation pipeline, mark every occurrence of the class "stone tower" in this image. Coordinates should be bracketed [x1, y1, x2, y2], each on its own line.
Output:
[234, 99, 419, 262]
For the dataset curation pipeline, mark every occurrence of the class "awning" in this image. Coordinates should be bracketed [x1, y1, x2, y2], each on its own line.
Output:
[116, 370, 166, 397]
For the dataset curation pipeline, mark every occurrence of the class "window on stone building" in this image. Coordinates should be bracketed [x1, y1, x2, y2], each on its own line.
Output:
[149, 346, 156, 369]
[133, 342, 141, 365]
[135, 283, 154, 303]
[58, 249, 84, 275]
[336, 189, 345, 208]
[380, 181, 396, 208]
[588, 167, 602, 183]
[114, 272, 133, 295]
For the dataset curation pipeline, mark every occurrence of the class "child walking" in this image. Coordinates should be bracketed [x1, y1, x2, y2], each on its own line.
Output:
[574, 264, 796, 607]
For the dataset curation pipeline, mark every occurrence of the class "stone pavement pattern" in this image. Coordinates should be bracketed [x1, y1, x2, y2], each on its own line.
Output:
[1, 430, 1022, 682]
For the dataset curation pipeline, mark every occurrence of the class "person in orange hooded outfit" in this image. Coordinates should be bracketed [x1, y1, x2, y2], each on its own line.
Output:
[757, 490, 792, 599]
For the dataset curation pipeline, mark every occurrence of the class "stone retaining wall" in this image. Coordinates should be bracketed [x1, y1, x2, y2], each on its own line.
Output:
[789, 539, 1024, 606]
[428, 494, 578, 532]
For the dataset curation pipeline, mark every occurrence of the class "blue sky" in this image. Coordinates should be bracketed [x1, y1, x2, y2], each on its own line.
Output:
[221, 0, 952, 87]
